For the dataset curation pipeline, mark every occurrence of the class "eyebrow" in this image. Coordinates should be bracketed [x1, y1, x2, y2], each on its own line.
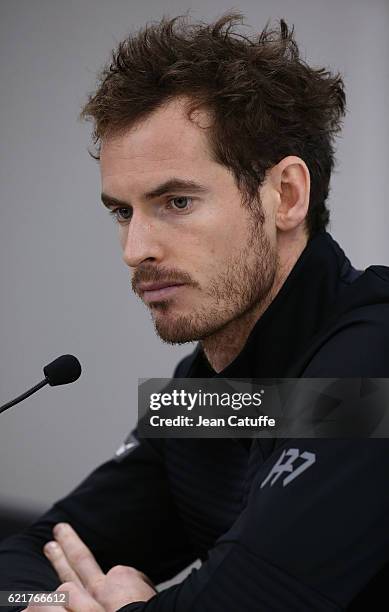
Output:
[101, 178, 210, 208]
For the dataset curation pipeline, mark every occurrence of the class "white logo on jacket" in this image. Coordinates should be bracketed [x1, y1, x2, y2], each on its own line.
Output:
[260, 448, 316, 488]
[114, 433, 140, 462]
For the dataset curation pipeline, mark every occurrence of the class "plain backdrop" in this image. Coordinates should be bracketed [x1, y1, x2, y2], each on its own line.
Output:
[1, 0, 388, 514]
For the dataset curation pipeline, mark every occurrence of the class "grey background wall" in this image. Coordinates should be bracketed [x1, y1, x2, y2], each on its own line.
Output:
[1, 0, 388, 514]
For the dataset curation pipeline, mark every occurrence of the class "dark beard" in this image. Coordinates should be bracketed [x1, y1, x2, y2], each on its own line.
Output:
[150, 217, 277, 344]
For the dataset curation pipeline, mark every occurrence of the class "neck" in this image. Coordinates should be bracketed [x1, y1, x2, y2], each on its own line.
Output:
[201, 233, 308, 373]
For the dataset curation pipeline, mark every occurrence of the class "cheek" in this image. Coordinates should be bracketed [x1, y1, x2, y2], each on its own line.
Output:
[208, 224, 246, 259]
[185, 234, 231, 276]
[184, 224, 240, 267]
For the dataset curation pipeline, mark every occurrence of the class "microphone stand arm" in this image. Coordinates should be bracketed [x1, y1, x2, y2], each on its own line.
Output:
[0, 379, 49, 415]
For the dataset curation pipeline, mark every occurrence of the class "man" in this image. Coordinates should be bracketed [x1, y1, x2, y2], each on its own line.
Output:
[1, 11, 389, 611]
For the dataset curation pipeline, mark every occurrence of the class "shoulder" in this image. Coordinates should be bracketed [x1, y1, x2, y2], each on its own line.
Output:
[302, 303, 389, 377]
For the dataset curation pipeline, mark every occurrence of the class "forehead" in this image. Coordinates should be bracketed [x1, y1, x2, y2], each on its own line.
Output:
[100, 98, 216, 194]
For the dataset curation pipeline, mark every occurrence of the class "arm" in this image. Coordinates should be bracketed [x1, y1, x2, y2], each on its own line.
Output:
[0, 430, 196, 600]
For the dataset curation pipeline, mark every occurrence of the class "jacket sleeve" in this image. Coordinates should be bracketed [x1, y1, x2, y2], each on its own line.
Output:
[116, 322, 389, 611]
[0, 429, 197, 607]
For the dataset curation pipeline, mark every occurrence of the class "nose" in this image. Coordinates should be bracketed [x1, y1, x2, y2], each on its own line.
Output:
[121, 213, 164, 268]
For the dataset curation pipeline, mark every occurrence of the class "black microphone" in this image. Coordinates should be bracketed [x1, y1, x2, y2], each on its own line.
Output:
[0, 354, 82, 415]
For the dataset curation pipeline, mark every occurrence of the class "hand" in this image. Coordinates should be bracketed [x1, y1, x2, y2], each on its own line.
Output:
[40, 522, 156, 612]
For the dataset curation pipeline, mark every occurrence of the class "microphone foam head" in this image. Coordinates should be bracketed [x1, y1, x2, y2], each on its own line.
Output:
[43, 354, 82, 386]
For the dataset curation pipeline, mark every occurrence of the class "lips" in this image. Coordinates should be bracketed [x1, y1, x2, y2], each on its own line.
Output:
[138, 281, 185, 292]
[138, 282, 187, 303]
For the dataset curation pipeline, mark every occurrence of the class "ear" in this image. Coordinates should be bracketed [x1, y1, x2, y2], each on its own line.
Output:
[269, 156, 310, 233]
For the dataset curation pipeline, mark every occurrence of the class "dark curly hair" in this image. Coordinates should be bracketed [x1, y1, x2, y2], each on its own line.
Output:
[80, 12, 346, 236]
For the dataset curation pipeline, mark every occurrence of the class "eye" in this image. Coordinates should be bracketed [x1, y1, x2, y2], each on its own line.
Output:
[109, 207, 132, 223]
[167, 196, 193, 212]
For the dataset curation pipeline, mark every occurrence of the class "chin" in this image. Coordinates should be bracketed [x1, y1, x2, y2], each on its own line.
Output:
[149, 304, 200, 344]
[151, 304, 230, 345]
[154, 323, 197, 345]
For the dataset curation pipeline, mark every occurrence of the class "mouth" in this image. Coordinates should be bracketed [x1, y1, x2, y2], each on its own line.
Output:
[139, 282, 187, 303]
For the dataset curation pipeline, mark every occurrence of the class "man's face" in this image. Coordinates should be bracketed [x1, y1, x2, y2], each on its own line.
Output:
[100, 97, 278, 344]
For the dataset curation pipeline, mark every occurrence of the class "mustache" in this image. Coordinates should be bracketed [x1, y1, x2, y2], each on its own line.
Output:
[131, 265, 197, 295]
